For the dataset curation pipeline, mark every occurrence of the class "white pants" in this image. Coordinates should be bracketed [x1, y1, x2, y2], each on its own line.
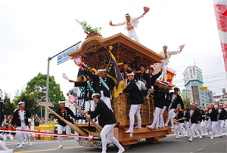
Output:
[211, 121, 218, 138]
[165, 109, 175, 127]
[88, 100, 96, 111]
[16, 124, 30, 145]
[201, 120, 207, 135]
[154, 60, 168, 82]
[207, 118, 212, 135]
[159, 106, 166, 128]
[151, 107, 162, 128]
[225, 119, 227, 135]
[218, 120, 225, 136]
[57, 125, 71, 147]
[189, 123, 201, 140]
[196, 123, 202, 136]
[84, 101, 90, 112]
[185, 121, 191, 136]
[127, 29, 140, 43]
[174, 123, 184, 137]
[100, 124, 124, 153]
[0, 141, 8, 150]
[129, 104, 141, 130]
[100, 96, 112, 111]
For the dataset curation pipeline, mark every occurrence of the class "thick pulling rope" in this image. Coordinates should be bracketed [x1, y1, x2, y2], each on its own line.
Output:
[0, 128, 94, 140]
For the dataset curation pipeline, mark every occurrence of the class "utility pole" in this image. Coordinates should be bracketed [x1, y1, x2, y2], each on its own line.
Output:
[44, 41, 81, 122]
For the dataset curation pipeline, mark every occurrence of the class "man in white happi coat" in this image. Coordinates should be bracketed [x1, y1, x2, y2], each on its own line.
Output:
[154, 45, 184, 82]
[110, 9, 149, 43]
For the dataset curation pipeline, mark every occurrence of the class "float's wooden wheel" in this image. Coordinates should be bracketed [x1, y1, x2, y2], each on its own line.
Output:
[123, 145, 131, 150]
[146, 138, 158, 144]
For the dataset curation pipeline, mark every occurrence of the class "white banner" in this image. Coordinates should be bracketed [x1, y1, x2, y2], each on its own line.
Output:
[213, 0, 227, 71]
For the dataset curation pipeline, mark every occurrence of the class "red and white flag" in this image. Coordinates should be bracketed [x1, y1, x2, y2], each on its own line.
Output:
[74, 56, 83, 67]
[213, 0, 227, 71]
[69, 95, 78, 104]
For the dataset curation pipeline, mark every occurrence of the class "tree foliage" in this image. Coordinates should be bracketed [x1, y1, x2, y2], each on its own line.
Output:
[3, 93, 16, 115]
[13, 89, 37, 115]
[14, 73, 65, 117]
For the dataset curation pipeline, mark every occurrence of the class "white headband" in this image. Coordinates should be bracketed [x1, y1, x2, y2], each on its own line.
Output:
[59, 101, 66, 104]
[92, 93, 100, 98]
[98, 69, 106, 72]
[18, 101, 25, 105]
[127, 72, 135, 76]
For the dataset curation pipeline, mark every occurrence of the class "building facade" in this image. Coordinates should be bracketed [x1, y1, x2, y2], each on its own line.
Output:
[181, 66, 213, 107]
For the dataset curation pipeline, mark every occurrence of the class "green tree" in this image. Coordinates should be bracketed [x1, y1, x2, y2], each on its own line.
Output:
[3, 93, 16, 115]
[25, 73, 65, 117]
[13, 89, 38, 116]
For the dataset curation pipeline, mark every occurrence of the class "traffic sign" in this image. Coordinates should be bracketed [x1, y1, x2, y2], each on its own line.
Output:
[57, 43, 80, 65]
[37, 101, 54, 107]
[199, 87, 208, 90]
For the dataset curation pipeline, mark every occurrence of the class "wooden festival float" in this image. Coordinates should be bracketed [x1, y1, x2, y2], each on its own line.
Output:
[68, 33, 174, 149]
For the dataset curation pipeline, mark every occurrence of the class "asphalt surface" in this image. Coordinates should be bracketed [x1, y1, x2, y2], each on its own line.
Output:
[4, 133, 227, 153]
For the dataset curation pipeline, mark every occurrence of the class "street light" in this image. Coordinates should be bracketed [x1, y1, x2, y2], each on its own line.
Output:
[44, 41, 81, 122]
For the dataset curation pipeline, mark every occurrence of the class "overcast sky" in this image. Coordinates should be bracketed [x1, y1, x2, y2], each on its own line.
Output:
[0, 0, 226, 100]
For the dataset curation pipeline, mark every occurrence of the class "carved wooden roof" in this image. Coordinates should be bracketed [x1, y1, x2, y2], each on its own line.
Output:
[68, 33, 163, 69]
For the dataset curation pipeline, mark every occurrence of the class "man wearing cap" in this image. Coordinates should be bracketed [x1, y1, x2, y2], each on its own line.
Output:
[80, 67, 115, 110]
[10, 101, 32, 148]
[120, 62, 132, 79]
[83, 93, 125, 153]
[110, 10, 148, 43]
[148, 67, 162, 87]
[173, 106, 184, 139]
[195, 105, 203, 138]
[69, 75, 96, 117]
[147, 81, 165, 129]
[183, 105, 191, 137]
[122, 72, 144, 133]
[206, 103, 218, 139]
[217, 103, 226, 137]
[131, 67, 139, 80]
[159, 82, 169, 128]
[55, 101, 77, 149]
[69, 75, 89, 124]
[138, 64, 151, 90]
[205, 105, 212, 136]
[188, 103, 202, 142]
[165, 87, 184, 128]
[198, 105, 206, 136]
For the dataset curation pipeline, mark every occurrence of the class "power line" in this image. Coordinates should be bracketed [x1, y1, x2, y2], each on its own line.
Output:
[172, 58, 223, 69]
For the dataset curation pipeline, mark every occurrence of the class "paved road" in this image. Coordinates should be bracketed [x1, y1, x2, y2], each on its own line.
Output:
[5, 134, 227, 153]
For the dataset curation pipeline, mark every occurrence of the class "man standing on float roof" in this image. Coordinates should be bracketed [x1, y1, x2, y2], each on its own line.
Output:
[109, 7, 149, 43]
